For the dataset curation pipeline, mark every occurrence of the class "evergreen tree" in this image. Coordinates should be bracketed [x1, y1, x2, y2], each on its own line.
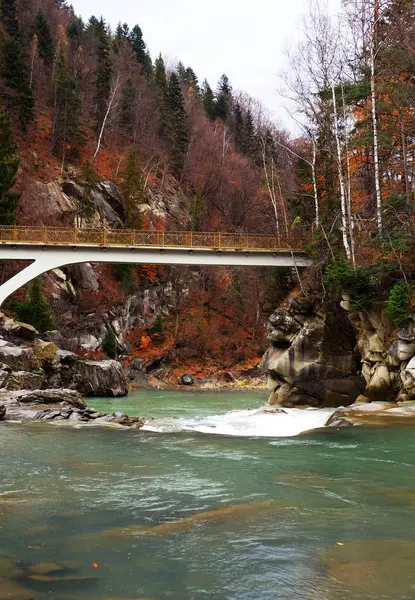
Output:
[67, 16, 84, 40]
[166, 72, 190, 175]
[233, 102, 244, 153]
[185, 67, 199, 93]
[102, 330, 117, 358]
[93, 18, 112, 133]
[1, 0, 34, 130]
[215, 74, 232, 121]
[120, 147, 146, 228]
[0, 111, 20, 225]
[201, 79, 216, 120]
[52, 32, 83, 162]
[243, 109, 255, 156]
[12, 278, 55, 333]
[35, 9, 53, 66]
[130, 24, 152, 77]
[177, 61, 186, 81]
[154, 53, 167, 94]
[120, 78, 136, 135]
[154, 54, 168, 134]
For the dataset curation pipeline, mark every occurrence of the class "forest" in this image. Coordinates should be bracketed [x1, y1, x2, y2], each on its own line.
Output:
[0, 0, 413, 370]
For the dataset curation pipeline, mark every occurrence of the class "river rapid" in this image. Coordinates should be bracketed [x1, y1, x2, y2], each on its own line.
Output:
[1, 390, 415, 600]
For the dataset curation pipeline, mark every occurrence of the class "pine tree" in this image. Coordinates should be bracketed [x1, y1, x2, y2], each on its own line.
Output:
[1, 0, 34, 130]
[130, 24, 152, 77]
[52, 30, 83, 163]
[35, 9, 53, 66]
[201, 79, 216, 120]
[120, 78, 136, 135]
[12, 278, 55, 333]
[76, 162, 96, 227]
[166, 72, 190, 175]
[154, 53, 167, 94]
[215, 74, 232, 121]
[120, 147, 146, 228]
[233, 102, 244, 153]
[102, 330, 117, 358]
[93, 18, 112, 133]
[185, 67, 199, 93]
[177, 61, 186, 81]
[243, 109, 255, 156]
[0, 111, 20, 225]
[154, 54, 168, 134]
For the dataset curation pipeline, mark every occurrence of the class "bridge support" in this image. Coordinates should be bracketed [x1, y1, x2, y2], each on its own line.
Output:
[0, 245, 312, 307]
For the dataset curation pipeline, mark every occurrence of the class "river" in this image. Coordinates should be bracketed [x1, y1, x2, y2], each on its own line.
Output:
[1, 390, 415, 600]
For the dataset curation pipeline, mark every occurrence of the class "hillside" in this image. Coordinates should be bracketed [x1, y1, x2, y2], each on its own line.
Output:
[0, 0, 413, 385]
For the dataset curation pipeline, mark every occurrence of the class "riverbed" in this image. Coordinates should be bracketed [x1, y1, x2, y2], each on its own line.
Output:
[1, 390, 415, 599]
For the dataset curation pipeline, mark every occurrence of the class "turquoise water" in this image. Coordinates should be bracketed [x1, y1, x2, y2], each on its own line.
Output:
[1, 391, 415, 600]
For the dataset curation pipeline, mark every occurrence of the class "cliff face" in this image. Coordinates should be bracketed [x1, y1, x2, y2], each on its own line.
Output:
[260, 295, 415, 407]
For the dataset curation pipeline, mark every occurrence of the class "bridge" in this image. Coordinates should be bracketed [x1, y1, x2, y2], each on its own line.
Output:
[0, 226, 311, 306]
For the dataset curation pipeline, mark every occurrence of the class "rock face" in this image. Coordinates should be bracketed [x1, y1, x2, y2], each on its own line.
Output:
[260, 300, 364, 408]
[261, 295, 415, 407]
[77, 360, 128, 397]
[19, 181, 77, 226]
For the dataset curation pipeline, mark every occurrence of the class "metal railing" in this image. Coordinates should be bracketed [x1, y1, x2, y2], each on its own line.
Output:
[0, 227, 306, 252]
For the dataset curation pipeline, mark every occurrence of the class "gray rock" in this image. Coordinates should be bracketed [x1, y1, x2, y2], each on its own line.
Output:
[56, 349, 77, 365]
[77, 360, 128, 397]
[181, 374, 195, 386]
[19, 181, 76, 227]
[15, 389, 85, 409]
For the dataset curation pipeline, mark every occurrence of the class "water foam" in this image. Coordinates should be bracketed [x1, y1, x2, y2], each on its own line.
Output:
[141, 405, 336, 438]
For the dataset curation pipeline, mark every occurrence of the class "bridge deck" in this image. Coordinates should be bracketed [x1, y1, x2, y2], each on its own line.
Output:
[0, 227, 305, 252]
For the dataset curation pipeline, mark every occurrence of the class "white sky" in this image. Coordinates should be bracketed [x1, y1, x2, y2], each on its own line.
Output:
[71, 0, 341, 132]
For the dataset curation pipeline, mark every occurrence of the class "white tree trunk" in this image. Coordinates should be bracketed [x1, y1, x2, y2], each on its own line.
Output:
[332, 85, 351, 260]
[93, 76, 121, 162]
[261, 140, 281, 239]
[370, 35, 383, 234]
[311, 138, 320, 231]
[341, 84, 356, 267]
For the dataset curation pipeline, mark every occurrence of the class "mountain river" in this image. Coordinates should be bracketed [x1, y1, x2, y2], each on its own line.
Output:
[1, 390, 415, 599]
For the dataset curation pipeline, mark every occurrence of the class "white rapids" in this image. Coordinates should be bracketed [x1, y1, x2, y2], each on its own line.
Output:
[141, 405, 337, 438]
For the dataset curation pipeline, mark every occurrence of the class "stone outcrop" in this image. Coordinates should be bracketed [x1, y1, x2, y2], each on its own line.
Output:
[77, 360, 128, 397]
[0, 388, 143, 427]
[19, 181, 77, 227]
[260, 299, 364, 407]
[261, 295, 415, 408]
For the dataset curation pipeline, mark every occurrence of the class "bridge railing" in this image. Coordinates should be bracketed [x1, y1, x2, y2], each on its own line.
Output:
[0, 226, 306, 252]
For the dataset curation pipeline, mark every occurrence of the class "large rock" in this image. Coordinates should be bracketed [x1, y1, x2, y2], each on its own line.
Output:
[77, 360, 128, 397]
[401, 356, 415, 399]
[5, 371, 46, 391]
[260, 300, 364, 408]
[19, 181, 76, 226]
[14, 389, 86, 408]
[0, 341, 36, 371]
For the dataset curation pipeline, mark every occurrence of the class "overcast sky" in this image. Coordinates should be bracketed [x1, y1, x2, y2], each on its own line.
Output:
[71, 0, 341, 132]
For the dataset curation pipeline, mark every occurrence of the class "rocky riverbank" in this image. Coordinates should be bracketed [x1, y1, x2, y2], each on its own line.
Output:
[0, 388, 143, 427]
[260, 294, 415, 416]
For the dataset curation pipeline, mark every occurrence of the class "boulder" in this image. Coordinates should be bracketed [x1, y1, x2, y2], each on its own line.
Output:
[19, 180, 76, 226]
[3, 320, 38, 340]
[14, 389, 85, 409]
[181, 374, 195, 386]
[7, 371, 45, 391]
[77, 360, 128, 396]
[261, 301, 364, 408]
[0, 342, 36, 371]
[366, 363, 398, 402]
[56, 349, 77, 365]
[401, 356, 415, 398]
[0, 404, 5, 420]
[34, 341, 59, 363]
[78, 333, 100, 351]
[388, 340, 415, 362]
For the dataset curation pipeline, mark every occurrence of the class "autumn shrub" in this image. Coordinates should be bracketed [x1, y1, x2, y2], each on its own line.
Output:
[386, 283, 413, 326]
